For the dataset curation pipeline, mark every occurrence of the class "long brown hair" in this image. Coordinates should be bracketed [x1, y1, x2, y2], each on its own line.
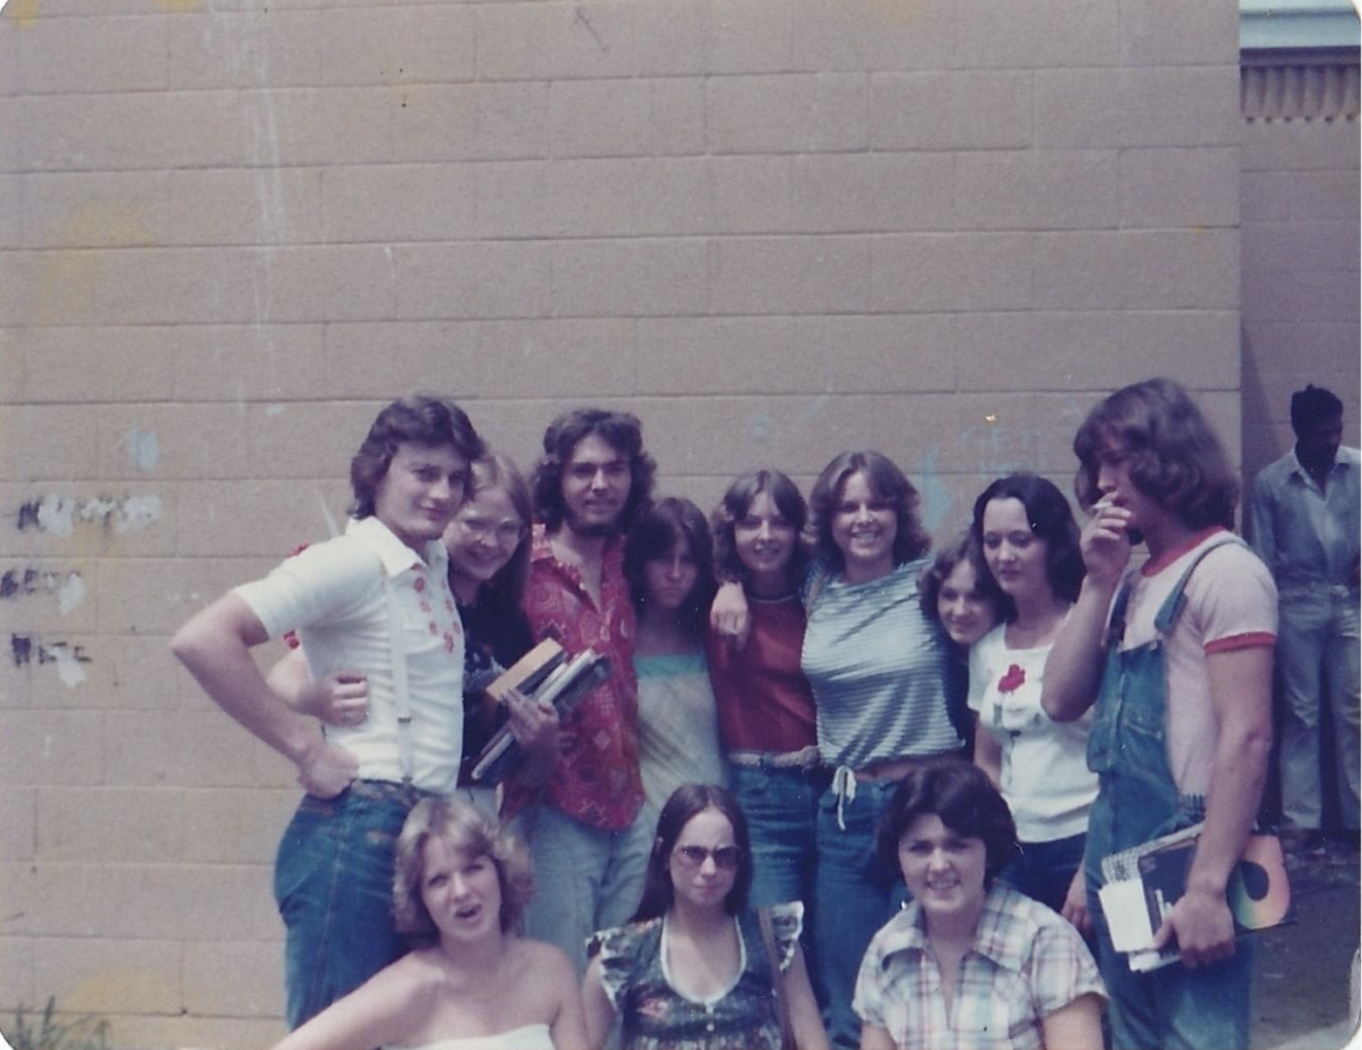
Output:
[711, 468, 810, 590]
[634, 784, 753, 922]
[808, 450, 931, 569]
[455, 451, 533, 606]
[1072, 378, 1238, 530]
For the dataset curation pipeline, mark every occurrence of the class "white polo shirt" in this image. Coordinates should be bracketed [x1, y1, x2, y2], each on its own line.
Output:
[234, 515, 465, 794]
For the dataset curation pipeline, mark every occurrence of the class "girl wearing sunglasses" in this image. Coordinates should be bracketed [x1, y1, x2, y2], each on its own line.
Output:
[583, 784, 828, 1050]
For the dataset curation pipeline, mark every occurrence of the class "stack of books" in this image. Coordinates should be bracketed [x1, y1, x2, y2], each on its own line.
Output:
[470, 640, 611, 785]
[1098, 824, 1292, 972]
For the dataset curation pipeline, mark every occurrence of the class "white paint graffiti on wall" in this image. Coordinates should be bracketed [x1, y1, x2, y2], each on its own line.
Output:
[0, 567, 87, 613]
[126, 428, 160, 473]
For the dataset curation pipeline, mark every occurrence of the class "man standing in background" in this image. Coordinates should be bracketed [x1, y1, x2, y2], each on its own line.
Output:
[1251, 384, 1361, 850]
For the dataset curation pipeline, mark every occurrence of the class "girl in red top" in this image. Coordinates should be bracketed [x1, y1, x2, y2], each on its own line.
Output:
[706, 469, 825, 914]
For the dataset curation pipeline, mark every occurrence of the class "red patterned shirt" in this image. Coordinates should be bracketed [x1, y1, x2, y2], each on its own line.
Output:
[519, 524, 643, 830]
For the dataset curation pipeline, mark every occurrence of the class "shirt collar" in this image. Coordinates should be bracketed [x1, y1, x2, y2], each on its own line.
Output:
[346, 515, 445, 577]
[531, 523, 555, 565]
[875, 883, 1029, 974]
[1288, 446, 1355, 480]
[530, 523, 624, 569]
[969, 883, 1031, 972]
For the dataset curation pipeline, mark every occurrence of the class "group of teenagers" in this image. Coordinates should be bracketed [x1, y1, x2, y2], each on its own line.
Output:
[172, 375, 1278, 1050]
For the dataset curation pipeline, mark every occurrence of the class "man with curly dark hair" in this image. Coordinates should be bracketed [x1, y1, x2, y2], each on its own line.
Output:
[514, 407, 658, 975]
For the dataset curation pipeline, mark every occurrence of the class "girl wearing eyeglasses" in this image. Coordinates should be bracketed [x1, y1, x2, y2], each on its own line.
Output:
[582, 784, 828, 1050]
[444, 453, 560, 804]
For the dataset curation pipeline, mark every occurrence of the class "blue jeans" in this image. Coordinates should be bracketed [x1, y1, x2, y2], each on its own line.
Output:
[732, 761, 829, 1006]
[999, 831, 1086, 916]
[730, 763, 825, 908]
[274, 784, 422, 1029]
[814, 779, 908, 1050]
[521, 803, 652, 976]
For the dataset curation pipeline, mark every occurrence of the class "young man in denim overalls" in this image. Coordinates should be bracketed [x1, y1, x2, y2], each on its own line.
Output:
[1042, 378, 1278, 1049]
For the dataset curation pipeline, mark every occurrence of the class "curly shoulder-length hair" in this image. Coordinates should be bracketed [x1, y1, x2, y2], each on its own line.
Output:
[392, 796, 534, 944]
[918, 529, 1005, 625]
[1072, 378, 1238, 530]
[531, 408, 656, 533]
[456, 452, 534, 606]
[350, 394, 485, 519]
[624, 497, 717, 640]
[971, 473, 1085, 612]
[876, 759, 1018, 886]
[634, 784, 753, 923]
[808, 450, 931, 569]
[711, 468, 810, 589]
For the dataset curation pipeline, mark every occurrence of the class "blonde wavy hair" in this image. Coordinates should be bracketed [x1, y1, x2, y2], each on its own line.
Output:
[392, 796, 534, 944]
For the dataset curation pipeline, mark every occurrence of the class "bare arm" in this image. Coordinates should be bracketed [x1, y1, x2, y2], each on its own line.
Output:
[171, 593, 357, 796]
[581, 956, 617, 1050]
[1152, 645, 1273, 968]
[1060, 867, 1091, 936]
[1042, 503, 1131, 723]
[543, 946, 589, 1050]
[267, 647, 370, 727]
[271, 958, 420, 1050]
[972, 717, 1003, 788]
[1039, 992, 1104, 1050]
[709, 580, 752, 649]
[784, 942, 830, 1050]
[859, 1023, 897, 1050]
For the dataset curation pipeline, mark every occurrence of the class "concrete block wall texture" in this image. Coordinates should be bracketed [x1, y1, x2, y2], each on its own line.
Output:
[1240, 107, 1361, 479]
[0, 0, 1266, 1044]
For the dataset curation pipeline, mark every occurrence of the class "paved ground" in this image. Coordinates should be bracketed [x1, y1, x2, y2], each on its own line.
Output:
[1251, 840, 1360, 1050]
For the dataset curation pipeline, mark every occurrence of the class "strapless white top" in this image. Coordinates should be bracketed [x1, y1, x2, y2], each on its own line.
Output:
[387, 1024, 554, 1050]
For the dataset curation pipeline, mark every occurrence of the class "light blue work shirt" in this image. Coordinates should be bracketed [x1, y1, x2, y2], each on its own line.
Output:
[1250, 445, 1361, 602]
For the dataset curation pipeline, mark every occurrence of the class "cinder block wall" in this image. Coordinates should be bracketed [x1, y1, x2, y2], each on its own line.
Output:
[1, 1, 1243, 1046]
[1240, 69, 1361, 479]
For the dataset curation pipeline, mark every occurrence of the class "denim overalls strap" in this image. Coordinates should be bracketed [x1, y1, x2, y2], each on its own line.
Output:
[1084, 536, 1242, 885]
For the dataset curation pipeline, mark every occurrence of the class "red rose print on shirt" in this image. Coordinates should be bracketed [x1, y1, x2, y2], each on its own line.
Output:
[998, 664, 1026, 693]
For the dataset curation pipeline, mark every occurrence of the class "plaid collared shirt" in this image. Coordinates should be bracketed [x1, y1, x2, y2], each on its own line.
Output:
[854, 882, 1105, 1050]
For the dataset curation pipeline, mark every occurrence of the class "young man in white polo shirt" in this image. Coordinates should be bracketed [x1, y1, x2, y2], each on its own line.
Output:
[173, 394, 483, 1027]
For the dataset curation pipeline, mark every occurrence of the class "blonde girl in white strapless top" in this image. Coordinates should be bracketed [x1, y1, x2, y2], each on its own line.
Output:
[272, 798, 586, 1050]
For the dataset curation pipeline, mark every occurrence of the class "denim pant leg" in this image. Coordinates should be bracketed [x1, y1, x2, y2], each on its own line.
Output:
[815, 782, 905, 1050]
[599, 809, 652, 931]
[999, 832, 1086, 915]
[274, 792, 410, 1030]
[733, 764, 826, 1004]
[1090, 886, 1252, 1050]
[732, 765, 820, 908]
[522, 805, 611, 977]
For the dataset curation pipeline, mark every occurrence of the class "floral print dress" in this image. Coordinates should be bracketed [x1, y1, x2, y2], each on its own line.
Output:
[588, 903, 802, 1050]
